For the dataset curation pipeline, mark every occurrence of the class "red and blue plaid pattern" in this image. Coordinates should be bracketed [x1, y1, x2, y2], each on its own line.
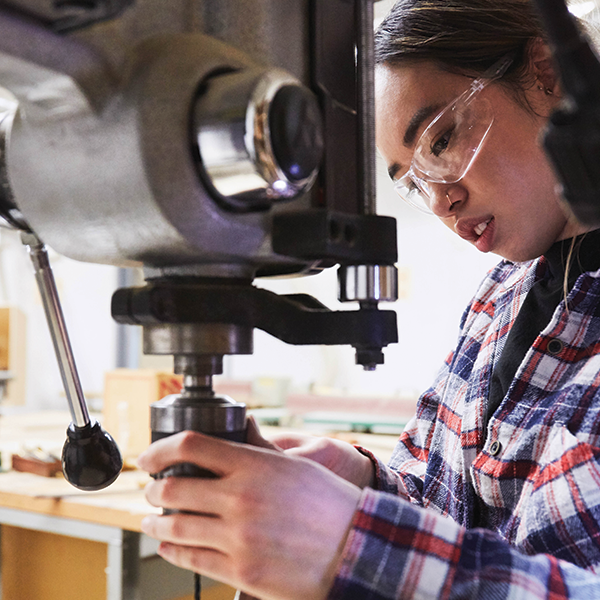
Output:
[330, 258, 600, 598]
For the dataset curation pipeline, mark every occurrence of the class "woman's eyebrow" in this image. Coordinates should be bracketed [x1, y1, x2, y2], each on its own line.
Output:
[387, 102, 446, 180]
[403, 104, 443, 146]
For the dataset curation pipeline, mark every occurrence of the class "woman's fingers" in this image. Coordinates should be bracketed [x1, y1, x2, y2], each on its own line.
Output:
[137, 430, 250, 477]
[144, 476, 228, 516]
[137, 429, 363, 599]
[157, 542, 233, 584]
[141, 512, 225, 550]
[157, 543, 266, 598]
[268, 432, 315, 450]
[245, 415, 281, 451]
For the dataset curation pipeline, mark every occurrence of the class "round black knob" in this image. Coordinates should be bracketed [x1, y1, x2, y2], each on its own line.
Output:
[269, 85, 324, 182]
[62, 420, 123, 491]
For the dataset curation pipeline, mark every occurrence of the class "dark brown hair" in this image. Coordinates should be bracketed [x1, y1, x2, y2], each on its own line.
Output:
[375, 0, 547, 93]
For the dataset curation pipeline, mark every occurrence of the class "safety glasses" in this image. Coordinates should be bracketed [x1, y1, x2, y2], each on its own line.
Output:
[394, 55, 514, 214]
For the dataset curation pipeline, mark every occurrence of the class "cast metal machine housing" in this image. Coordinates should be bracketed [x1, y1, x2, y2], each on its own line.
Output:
[0, 0, 398, 469]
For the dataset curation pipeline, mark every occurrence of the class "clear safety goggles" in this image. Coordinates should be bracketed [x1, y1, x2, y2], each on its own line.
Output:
[394, 55, 514, 214]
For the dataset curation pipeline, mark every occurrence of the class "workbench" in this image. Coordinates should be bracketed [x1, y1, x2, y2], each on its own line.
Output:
[0, 411, 236, 600]
[0, 410, 399, 600]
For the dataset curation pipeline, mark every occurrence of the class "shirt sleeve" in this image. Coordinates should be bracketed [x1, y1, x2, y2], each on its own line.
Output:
[352, 350, 456, 505]
[354, 446, 410, 497]
[350, 345, 459, 504]
[355, 266, 508, 506]
[328, 488, 600, 600]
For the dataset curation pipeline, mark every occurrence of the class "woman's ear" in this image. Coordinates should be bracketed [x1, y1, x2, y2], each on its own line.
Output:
[529, 37, 561, 98]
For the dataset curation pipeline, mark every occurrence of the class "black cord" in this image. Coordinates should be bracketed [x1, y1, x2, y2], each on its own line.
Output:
[195, 573, 201, 600]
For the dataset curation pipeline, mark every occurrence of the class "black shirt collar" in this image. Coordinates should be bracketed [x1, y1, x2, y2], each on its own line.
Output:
[543, 228, 600, 285]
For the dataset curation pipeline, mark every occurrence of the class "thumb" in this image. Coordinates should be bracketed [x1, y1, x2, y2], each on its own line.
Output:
[236, 592, 262, 600]
[245, 415, 282, 451]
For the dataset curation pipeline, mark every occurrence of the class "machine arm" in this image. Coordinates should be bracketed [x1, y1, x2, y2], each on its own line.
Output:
[21, 232, 122, 491]
[112, 279, 398, 368]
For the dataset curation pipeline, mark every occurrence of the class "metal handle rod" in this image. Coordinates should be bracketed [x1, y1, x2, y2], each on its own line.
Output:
[21, 232, 90, 428]
[356, 0, 376, 215]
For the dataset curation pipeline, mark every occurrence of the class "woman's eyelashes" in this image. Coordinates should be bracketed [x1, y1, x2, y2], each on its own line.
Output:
[431, 126, 455, 157]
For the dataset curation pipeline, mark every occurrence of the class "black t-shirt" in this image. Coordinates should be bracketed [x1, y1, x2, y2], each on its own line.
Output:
[487, 228, 600, 423]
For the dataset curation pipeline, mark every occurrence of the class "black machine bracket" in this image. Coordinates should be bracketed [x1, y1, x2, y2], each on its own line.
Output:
[272, 210, 397, 265]
[112, 280, 398, 367]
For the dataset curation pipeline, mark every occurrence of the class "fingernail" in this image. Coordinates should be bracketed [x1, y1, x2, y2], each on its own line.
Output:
[158, 542, 170, 556]
[140, 516, 152, 533]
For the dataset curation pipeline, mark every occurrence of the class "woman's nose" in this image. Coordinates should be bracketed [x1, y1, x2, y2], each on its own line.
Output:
[428, 183, 465, 217]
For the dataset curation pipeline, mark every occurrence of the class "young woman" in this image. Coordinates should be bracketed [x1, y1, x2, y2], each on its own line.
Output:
[137, 1, 600, 598]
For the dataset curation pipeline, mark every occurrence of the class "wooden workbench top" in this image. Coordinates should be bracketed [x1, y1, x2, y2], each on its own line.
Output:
[0, 469, 157, 531]
[0, 410, 400, 533]
[0, 410, 157, 531]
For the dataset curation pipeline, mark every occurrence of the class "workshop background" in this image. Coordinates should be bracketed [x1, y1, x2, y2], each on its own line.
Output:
[1, 2, 600, 600]
[1, 0, 597, 423]
[0, 142, 498, 416]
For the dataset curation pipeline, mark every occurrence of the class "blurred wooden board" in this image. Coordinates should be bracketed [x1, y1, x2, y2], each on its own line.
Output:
[0, 469, 157, 531]
[2, 525, 107, 600]
[0, 306, 26, 405]
[103, 369, 183, 459]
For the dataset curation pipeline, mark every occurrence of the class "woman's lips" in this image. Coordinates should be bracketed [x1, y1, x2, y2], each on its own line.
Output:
[455, 216, 496, 252]
[474, 217, 495, 252]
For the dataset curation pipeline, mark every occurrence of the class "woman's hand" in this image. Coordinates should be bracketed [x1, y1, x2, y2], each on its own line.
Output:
[137, 430, 362, 600]
[269, 432, 375, 489]
[244, 416, 374, 488]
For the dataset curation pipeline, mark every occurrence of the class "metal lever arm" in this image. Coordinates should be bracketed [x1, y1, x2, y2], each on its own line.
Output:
[21, 231, 122, 491]
[21, 231, 90, 428]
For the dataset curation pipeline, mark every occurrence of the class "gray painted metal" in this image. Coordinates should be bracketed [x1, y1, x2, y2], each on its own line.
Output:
[0, 1, 313, 277]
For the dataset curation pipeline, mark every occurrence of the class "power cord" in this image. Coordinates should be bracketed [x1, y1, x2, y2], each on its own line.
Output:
[195, 572, 201, 600]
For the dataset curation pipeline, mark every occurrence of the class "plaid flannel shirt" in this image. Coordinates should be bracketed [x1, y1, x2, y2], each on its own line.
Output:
[329, 256, 600, 599]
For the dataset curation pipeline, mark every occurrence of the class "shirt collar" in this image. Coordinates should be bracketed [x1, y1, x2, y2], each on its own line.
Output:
[543, 227, 600, 284]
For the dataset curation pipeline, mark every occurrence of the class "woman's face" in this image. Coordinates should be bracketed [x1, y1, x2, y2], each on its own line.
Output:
[375, 61, 586, 262]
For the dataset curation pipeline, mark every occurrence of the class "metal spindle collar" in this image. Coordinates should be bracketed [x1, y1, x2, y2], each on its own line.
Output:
[338, 264, 399, 303]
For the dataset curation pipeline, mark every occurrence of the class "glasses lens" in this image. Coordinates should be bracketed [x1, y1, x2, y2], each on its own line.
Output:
[394, 174, 433, 214]
[413, 94, 494, 184]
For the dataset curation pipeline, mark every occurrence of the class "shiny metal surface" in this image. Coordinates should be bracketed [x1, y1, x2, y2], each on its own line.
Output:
[357, 0, 377, 215]
[0, 95, 29, 231]
[144, 323, 253, 356]
[151, 393, 246, 434]
[2, 0, 398, 377]
[195, 68, 320, 206]
[21, 232, 91, 428]
[0, 1, 315, 277]
[338, 264, 399, 303]
[174, 354, 224, 377]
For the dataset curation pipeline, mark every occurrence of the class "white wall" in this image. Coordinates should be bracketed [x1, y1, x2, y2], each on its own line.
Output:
[0, 229, 118, 411]
[226, 156, 498, 398]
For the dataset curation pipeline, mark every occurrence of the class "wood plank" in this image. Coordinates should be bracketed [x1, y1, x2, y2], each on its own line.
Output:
[0, 306, 27, 405]
[0, 470, 158, 531]
[0, 307, 10, 370]
[2, 525, 107, 600]
[103, 369, 183, 458]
